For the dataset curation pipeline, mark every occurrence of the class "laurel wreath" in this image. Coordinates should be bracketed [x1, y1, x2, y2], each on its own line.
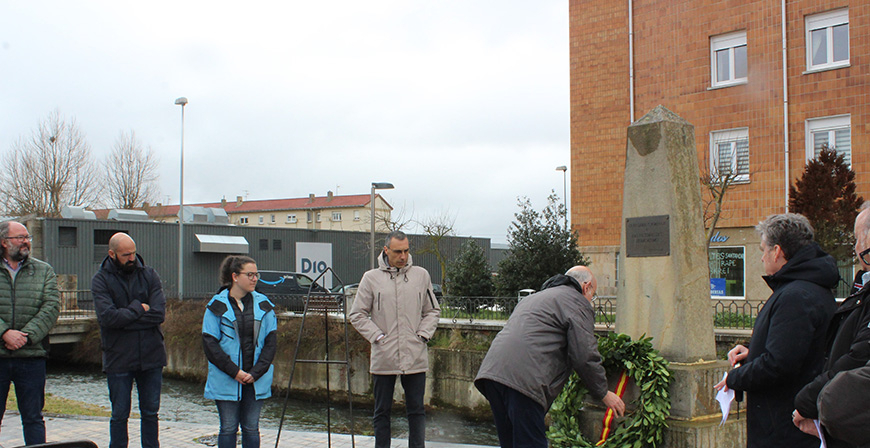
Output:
[547, 333, 672, 448]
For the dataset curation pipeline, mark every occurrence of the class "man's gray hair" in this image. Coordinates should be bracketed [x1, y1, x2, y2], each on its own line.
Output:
[565, 266, 593, 284]
[855, 209, 870, 246]
[756, 213, 814, 260]
[385, 230, 408, 247]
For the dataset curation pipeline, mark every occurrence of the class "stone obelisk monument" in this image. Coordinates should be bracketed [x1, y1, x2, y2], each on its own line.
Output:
[614, 106, 745, 447]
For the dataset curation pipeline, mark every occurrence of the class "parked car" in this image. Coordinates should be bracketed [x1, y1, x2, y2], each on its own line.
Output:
[432, 283, 444, 298]
[256, 270, 328, 312]
[331, 283, 359, 298]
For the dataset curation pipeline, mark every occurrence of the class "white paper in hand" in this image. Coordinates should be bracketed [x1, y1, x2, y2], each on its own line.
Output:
[716, 372, 735, 426]
[814, 420, 827, 448]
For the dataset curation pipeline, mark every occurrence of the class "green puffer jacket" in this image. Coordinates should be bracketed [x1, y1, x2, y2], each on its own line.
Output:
[0, 257, 60, 358]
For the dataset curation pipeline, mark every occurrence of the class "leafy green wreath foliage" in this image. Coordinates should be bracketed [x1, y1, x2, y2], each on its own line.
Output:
[547, 333, 672, 448]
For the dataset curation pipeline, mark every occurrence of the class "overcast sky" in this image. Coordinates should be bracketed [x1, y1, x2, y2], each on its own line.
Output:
[0, 1, 570, 244]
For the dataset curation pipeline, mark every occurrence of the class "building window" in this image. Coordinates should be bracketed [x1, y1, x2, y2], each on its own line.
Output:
[354, 211, 360, 221]
[258, 216, 264, 224]
[710, 128, 749, 183]
[58, 226, 77, 247]
[332, 212, 342, 221]
[273, 239, 282, 251]
[710, 31, 747, 87]
[806, 115, 851, 166]
[271, 214, 276, 223]
[316, 212, 322, 222]
[307, 212, 312, 223]
[287, 214, 297, 223]
[259, 239, 269, 251]
[709, 246, 745, 299]
[806, 9, 849, 71]
[239, 216, 249, 225]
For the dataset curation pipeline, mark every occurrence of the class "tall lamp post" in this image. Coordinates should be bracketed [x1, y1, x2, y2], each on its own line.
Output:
[175, 97, 188, 300]
[556, 165, 568, 229]
[370, 182, 394, 269]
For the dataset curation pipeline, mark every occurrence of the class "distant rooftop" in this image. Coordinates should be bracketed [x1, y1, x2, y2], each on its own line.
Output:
[91, 192, 392, 220]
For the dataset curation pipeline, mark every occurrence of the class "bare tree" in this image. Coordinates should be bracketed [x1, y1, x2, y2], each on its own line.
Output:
[417, 211, 457, 291]
[105, 130, 160, 209]
[0, 110, 102, 217]
[700, 164, 741, 250]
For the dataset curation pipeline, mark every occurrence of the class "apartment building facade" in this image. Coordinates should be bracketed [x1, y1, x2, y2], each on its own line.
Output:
[571, 0, 868, 300]
[141, 192, 393, 232]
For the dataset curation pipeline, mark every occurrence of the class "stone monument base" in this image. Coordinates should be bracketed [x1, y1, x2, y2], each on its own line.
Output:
[572, 407, 746, 448]
[570, 360, 745, 448]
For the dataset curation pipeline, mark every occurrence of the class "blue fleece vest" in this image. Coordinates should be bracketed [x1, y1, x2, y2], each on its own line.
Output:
[202, 290, 276, 401]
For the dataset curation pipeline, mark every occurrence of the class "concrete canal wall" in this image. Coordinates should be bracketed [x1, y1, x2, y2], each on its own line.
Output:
[70, 300, 749, 417]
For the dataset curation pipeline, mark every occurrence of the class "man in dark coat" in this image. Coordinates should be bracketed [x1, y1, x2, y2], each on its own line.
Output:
[715, 213, 838, 448]
[817, 357, 870, 447]
[92, 233, 167, 448]
[792, 208, 870, 447]
[475, 266, 624, 448]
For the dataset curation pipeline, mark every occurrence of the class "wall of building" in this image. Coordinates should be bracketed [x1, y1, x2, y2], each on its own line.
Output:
[570, 0, 869, 249]
[34, 218, 488, 297]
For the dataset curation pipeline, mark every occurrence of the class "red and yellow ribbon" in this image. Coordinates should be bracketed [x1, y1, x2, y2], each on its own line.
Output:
[596, 370, 630, 446]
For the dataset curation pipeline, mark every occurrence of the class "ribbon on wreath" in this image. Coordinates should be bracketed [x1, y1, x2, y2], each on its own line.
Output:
[596, 370, 630, 446]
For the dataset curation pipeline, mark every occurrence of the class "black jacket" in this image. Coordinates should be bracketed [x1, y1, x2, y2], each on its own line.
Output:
[818, 358, 870, 447]
[92, 254, 167, 374]
[726, 243, 838, 448]
[793, 280, 870, 447]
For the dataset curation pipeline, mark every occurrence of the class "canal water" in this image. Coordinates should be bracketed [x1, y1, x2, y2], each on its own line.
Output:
[45, 363, 499, 446]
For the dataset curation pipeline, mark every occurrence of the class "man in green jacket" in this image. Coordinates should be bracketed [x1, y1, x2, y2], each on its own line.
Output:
[0, 221, 60, 445]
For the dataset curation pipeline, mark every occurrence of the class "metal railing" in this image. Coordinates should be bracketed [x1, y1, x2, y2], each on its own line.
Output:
[440, 295, 764, 330]
[58, 289, 95, 319]
[58, 289, 767, 330]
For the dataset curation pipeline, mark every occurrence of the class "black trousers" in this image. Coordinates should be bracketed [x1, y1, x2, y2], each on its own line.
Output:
[373, 372, 426, 448]
[477, 379, 547, 448]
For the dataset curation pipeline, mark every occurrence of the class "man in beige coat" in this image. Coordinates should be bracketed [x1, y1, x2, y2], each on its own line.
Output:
[350, 230, 440, 448]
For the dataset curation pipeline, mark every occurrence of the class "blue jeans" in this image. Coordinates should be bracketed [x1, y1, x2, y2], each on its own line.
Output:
[477, 379, 547, 448]
[0, 357, 47, 445]
[373, 372, 426, 448]
[106, 367, 163, 448]
[215, 384, 263, 448]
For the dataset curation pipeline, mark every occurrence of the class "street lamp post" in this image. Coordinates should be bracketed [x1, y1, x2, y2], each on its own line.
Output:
[370, 182, 395, 269]
[175, 97, 188, 300]
[556, 165, 568, 229]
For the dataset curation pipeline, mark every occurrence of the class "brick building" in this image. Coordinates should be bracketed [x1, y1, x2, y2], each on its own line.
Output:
[570, 0, 868, 300]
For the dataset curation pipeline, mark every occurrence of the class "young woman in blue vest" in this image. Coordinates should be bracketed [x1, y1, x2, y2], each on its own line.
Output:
[203, 255, 277, 448]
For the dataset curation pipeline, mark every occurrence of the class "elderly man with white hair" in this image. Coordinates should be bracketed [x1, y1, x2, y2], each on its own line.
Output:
[475, 266, 624, 448]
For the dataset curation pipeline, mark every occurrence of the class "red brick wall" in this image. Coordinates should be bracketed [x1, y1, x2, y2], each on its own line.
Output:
[571, 0, 870, 247]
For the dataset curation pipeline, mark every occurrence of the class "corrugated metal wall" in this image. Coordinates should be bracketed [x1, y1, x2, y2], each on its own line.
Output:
[38, 218, 490, 298]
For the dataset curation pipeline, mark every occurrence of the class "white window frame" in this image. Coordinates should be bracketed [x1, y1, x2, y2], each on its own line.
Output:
[709, 246, 746, 300]
[258, 215, 264, 224]
[287, 214, 297, 223]
[306, 212, 312, 223]
[710, 128, 750, 183]
[332, 212, 342, 222]
[239, 216, 248, 225]
[806, 9, 849, 72]
[270, 214, 276, 223]
[806, 115, 851, 166]
[710, 31, 748, 88]
[354, 211, 360, 221]
[316, 212, 322, 222]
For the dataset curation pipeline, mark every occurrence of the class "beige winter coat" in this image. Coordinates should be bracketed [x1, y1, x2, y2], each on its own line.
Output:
[349, 253, 440, 375]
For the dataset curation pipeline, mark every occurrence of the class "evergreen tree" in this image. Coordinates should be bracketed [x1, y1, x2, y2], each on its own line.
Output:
[496, 193, 588, 296]
[445, 241, 493, 298]
[790, 145, 863, 262]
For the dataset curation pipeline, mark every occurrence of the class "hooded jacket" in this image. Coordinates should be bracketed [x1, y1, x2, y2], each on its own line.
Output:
[92, 254, 167, 374]
[726, 242, 838, 448]
[0, 256, 60, 358]
[349, 253, 440, 375]
[474, 274, 608, 410]
[202, 289, 277, 401]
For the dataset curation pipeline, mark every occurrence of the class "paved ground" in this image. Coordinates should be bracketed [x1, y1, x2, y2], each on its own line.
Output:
[0, 412, 497, 448]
